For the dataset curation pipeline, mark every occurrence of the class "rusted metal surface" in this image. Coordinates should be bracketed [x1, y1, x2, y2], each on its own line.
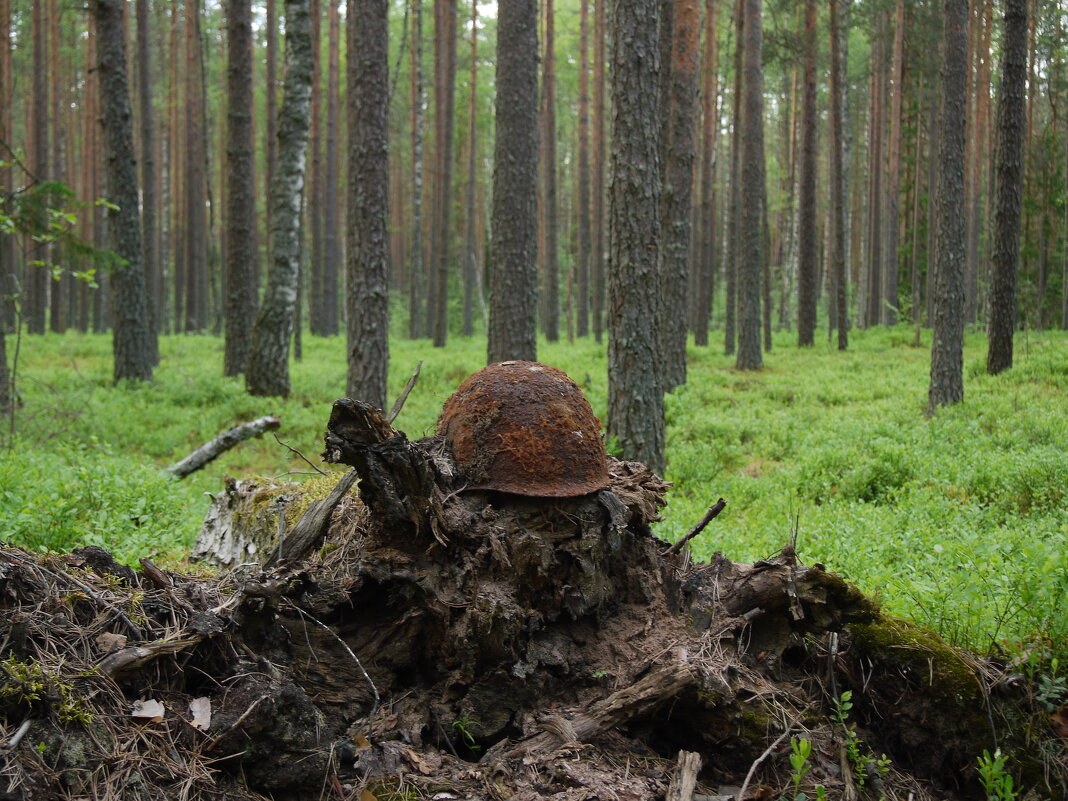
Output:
[437, 360, 610, 497]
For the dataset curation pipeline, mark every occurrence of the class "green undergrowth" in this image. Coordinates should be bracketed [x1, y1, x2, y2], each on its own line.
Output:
[2, 325, 1066, 664]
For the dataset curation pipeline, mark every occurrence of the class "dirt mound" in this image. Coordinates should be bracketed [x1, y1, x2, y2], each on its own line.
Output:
[1, 401, 1063, 801]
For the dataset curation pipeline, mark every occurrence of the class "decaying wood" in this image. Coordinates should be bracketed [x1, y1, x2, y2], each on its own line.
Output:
[167, 415, 281, 478]
[666, 750, 704, 801]
[322, 397, 444, 539]
[495, 663, 699, 760]
[266, 469, 358, 566]
[192, 477, 299, 566]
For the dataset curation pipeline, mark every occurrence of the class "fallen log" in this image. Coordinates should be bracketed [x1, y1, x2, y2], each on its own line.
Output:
[167, 415, 281, 478]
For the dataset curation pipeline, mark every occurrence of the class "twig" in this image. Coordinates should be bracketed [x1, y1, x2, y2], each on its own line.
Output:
[273, 434, 328, 475]
[664, 498, 727, 557]
[387, 360, 423, 424]
[203, 694, 270, 752]
[738, 726, 793, 801]
[288, 605, 379, 724]
[4, 719, 32, 750]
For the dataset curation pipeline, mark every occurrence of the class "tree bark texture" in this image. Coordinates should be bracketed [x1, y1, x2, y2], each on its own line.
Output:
[829, 0, 848, 350]
[928, 0, 968, 412]
[693, 0, 718, 348]
[658, 0, 699, 391]
[323, 0, 341, 336]
[735, 0, 763, 370]
[796, 0, 817, 347]
[540, 0, 560, 343]
[245, 0, 313, 397]
[224, 0, 258, 377]
[346, 0, 390, 410]
[724, 0, 742, 357]
[431, 0, 457, 347]
[882, 0, 905, 326]
[265, 0, 278, 276]
[136, 0, 159, 365]
[27, 0, 47, 334]
[986, 0, 1026, 375]
[462, 0, 479, 338]
[606, 0, 664, 474]
[487, 0, 538, 364]
[308, 0, 323, 336]
[591, 0, 606, 343]
[183, 0, 207, 332]
[408, 0, 425, 339]
[93, 0, 153, 382]
[576, 0, 590, 338]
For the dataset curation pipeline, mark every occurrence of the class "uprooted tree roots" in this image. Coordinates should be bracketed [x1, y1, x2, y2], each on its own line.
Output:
[1, 401, 1065, 801]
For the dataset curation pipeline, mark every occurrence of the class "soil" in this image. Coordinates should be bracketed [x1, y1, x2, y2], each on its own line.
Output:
[0, 403, 1064, 801]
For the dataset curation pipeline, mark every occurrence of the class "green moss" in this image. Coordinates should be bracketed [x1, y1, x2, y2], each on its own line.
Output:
[850, 614, 979, 700]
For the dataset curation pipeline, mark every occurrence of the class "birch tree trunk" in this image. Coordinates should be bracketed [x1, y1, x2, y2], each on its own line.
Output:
[245, 0, 313, 397]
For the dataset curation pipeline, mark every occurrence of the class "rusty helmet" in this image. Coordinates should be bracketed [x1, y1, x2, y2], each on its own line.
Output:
[436, 360, 610, 497]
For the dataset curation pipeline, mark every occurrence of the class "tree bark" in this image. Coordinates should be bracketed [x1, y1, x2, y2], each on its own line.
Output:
[346, 0, 390, 410]
[265, 0, 278, 280]
[796, 0, 817, 347]
[576, 0, 591, 338]
[137, 0, 160, 365]
[985, 0, 1025, 373]
[168, 416, 282, 478]
[430, 0, 457, 347]
[928, 0, 968, 412]
[735, 0, 763, 370]
[245, 0, 313, 397]
[591, 0, 606, 343]
[829, 0, 848, 350]
[606, 0, 664, 473]
[462, 0, 478, 338]
[658, 0, 699, 391]
[93, 0, 153, 382]
[724, 0, 742, 357]
[27, 0, 48, 335]
[183, 0, 207, 333]
[308, 0, 323, 336]
[693, 0, 719, 348]
[224, 0, 258, 376]
[487, 0, 538, 363]
[882, 0, 905, 326]
[323, 0, 341, 337]
[408, 0, 426, 339]
[539, 0, 559, 343]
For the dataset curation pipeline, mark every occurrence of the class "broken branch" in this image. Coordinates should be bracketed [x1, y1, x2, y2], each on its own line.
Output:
[664, 498, 727, 556]
[168, 416, 281, 479]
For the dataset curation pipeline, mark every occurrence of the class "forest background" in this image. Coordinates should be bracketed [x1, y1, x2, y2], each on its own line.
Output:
[0, 0, 1066, 689]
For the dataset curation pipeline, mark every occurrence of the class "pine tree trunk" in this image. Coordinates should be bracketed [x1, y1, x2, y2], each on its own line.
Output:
[796, 0, 817, 346]
[829, 0, 847, 350]
[137, 0, 159, 363]
[224, 0, 258, 376]
[346, 0, 390, 409]
[882, 0, 905, 326]
[735, 0, 763, 370]
[183, 0, 207, 332]
[323, 0, 340, 336]
[575, 0, 590, 338]
[93, 0, 153, 381]
[407, 0, 425, 339]
[0, 0, 11, 411]
[724, 0, 742, 357]
[431, 0, 457, 347]
[693, 0, 718, 348]
[928, 0, 968, 412]
[48, 0, 64, 333]
[864, 24, 884, 329]
[487, 0, 538, 363]
[245, 0, 313, 397]
[606, 0, 664, 473]
[540, 0, 559, 343]
[27, 0, 48, 334]
[462, 0, 478, 338]
[658, 0, 699, 391]
[591, 0, 605, 343]
[308, 0, 322, 336]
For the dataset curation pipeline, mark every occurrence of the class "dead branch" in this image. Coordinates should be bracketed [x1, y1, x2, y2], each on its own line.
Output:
[387, 360, 423, 424]
[494, 663, 698, 760]
[168, 416, 281, 479]
[664, 498, 727, 557]
[266, 469, 360, 567]
[666, 750, 704, 801]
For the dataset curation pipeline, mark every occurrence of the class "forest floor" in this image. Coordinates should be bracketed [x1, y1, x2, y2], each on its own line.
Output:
[4, 325, 1066, 666]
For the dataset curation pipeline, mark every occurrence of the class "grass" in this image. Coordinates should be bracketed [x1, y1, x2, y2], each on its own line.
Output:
[2, 324, 1066, 664]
